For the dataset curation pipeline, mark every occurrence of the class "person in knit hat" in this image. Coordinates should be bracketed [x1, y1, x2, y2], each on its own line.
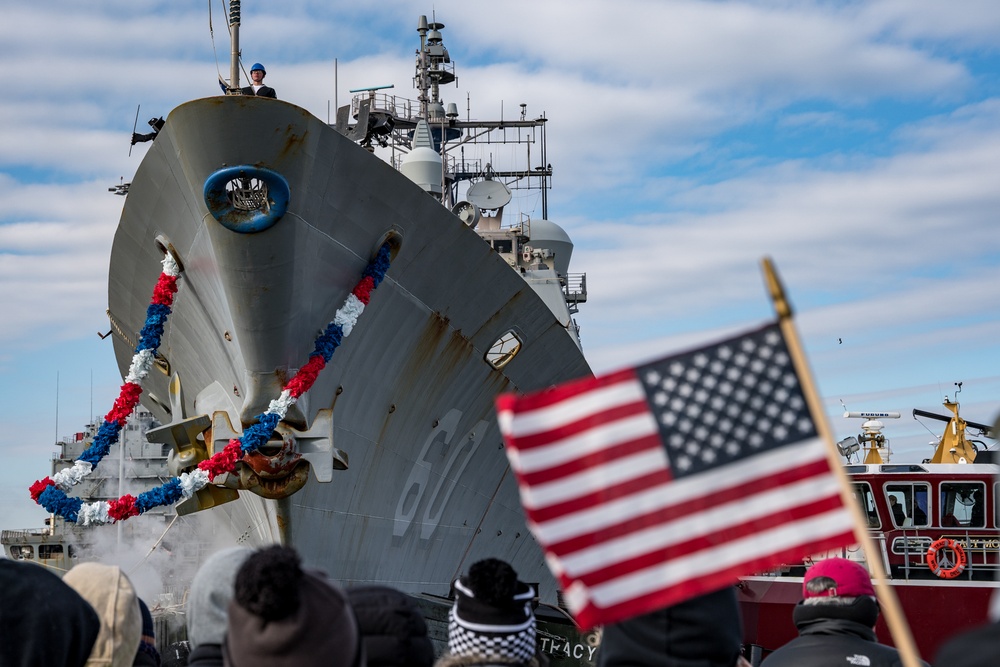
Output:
[133, 598, 160, 666]
[435, 557, 541, 667]
[760, 557, 930, 667]
[223, 544, 363, 667]
[64, 561, 144, 667]
[186, 546, 253, 667]
[596, 586, 747, 667]
[0, 558, 101, 666]
[347, 585, 435, 667]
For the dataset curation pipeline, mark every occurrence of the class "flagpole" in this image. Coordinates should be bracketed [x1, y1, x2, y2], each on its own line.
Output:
[760, 257, 924, 667]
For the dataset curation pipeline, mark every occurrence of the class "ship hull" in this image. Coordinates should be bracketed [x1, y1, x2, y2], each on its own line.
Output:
[109, 95, 591, 602]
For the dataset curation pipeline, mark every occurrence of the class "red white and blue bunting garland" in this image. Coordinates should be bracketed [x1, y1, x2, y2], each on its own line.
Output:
[30, 242, 392, 525]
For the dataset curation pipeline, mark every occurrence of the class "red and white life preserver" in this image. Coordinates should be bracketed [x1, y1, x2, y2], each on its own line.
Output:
[926, 538, 967, 579]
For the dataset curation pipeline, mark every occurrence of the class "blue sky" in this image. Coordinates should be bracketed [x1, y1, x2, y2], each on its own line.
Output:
[2, 0, 1000, 533]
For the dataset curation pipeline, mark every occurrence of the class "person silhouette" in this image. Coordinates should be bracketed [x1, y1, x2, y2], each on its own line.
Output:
[240, 63, 277, 98]
[889, 496, 907, 526]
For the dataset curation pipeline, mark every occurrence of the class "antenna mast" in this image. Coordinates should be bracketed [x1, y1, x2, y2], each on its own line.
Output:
[229, 0, 241, 92]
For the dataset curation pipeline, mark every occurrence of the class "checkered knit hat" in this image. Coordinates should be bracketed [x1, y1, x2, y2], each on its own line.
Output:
[448, 558, 537, 662]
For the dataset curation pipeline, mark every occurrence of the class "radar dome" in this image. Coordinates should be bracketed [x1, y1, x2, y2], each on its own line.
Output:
[400, 120, 442, 194]
[527, 219, 573, 275]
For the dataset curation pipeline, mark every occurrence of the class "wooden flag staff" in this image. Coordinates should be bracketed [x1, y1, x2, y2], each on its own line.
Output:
[760, 257, 924, 667]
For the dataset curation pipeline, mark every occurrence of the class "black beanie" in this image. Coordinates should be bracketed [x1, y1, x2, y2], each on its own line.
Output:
[0, 559, 101, 667]
[448, 558, 537, 662]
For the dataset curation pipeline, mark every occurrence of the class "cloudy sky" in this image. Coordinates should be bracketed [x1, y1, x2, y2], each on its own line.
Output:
[2, 0, 999, 533]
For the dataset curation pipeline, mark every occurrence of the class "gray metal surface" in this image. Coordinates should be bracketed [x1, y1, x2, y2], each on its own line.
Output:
[109, 95, 591, 603]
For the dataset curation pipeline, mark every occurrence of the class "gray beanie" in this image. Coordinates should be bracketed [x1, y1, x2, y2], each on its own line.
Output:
[187, 546, 253, 648]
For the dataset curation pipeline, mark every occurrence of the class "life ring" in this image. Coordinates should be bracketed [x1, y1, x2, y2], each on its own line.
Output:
[926, 538, 966, 579]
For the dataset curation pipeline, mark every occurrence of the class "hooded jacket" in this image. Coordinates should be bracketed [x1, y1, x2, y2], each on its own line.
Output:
[596, 587, 743, 667]
[934, 620, 1000, 667]
[347, 585, 434, 667]
[760, 598, 930, 667]
[0, 559, 101, 667]
[186, 546, 253, 657]
[64, 562, 143, 667]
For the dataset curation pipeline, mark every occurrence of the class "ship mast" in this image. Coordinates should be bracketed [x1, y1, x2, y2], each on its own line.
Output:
[229, 0, 241, 93]
[917, 384, 986, 463]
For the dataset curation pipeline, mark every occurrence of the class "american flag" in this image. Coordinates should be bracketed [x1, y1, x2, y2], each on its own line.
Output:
[495, 321, 857, 629]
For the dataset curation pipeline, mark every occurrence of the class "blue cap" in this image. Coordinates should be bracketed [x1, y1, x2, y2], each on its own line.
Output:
[251, 62, 266, 74]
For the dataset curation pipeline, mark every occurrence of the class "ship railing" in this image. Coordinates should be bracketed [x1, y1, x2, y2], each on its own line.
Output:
[352, 92, 419, 123]
[891, 527, 1000, 580]
[2, 528, 52, 541]
[562, 274, 587, 313]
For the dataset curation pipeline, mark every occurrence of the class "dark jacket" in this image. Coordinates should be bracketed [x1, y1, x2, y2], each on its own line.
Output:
[347, 585, 434, 667]
[239, 85, 276, 99]
[934, 620, 1000, 666]
[186, 643, 224, 667]
[596, 587, 743, 667]
[760, 598, 930, 667]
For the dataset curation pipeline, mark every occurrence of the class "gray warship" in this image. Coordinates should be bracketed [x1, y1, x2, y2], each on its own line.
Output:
[107, 6, 593, 641]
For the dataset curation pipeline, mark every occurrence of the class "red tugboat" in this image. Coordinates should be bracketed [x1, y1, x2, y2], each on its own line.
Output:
[738, 389, 999, 663]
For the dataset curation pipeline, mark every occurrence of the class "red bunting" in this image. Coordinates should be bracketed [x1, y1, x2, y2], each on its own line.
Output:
[108, 495, 140, 521]
[198, 439, 244, 478]
[352, 276, 375, 305]
[285, 356, 326, 399]
[106, 382, 143, 426]
[29, 477, 55, 502]
[152, 274, 179, 306]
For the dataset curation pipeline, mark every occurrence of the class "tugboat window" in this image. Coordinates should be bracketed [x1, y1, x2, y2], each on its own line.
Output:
[884, 483, 929, 528]
[940, 482, 986, 528]
[39, 544, 64, 559]
[995, 482, 999, 528]
[10, 545, 34, 560]
[852, 482, 880, 528]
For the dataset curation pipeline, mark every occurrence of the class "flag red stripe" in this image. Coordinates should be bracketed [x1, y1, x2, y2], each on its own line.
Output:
[571, 533, 857, 629]
[524, 462, 671, 524]
[538, 470, 841, 560]
[507, 397, 651, 453]
[559, 495, 849, 586]
[497, 368, 637, 414]
[516, 432, 665, 487]
[525, 454, 831, 528]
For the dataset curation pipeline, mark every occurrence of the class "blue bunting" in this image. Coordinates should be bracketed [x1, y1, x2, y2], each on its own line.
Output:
[312, 324, 344, 362]
[137, 478, 184, 513]
[364, 244, 392, 288]
[38, 486, 83, 523]
[136, 303, 173, 351]
[78, 420, 123, 466]
[241, 412, 282, 452]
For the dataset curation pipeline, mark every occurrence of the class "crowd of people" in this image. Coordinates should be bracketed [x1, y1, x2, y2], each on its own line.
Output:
[1, 550, 996, 666]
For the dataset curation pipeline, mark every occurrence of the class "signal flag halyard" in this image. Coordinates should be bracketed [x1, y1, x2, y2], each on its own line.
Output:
[495, 321, 857, 629]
